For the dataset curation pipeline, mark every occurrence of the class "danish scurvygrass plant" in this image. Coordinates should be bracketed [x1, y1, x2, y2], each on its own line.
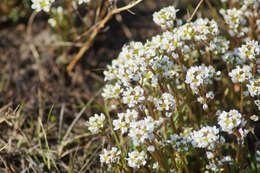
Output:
[87, 0, 260, 172]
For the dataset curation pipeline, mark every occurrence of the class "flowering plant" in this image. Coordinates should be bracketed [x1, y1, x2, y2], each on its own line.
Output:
[87, 0, 260, 172]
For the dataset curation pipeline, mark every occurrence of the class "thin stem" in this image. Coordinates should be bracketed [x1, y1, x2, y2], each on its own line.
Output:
[187, 0, 204, 22]
[177, 58, 186, 82]
[104, 103, 128, 169]
[181, 155, 189, 173]
[150, 141, 170, 172]
[253, 60, 256, 77]
[240, 83, 243, 113]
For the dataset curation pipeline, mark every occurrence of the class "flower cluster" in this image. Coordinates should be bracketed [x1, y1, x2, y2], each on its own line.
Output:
[153, 6, 179, 29]
[101, 83, 122, 100]
[100, 147, 121, 167]
[219, 8, 246, 37]
[185, 65, 219, 94]
[152, 93, 176, 114]
[86, 113, 105, 134]
[31, 0, 90, 12]
[113, 109, 138, 134]
[128, 116, 163, 146]
[218, 110, 244, 134]
[122, 86, 145, 108]
[86, 1, 260, 172]
[238, 40, 260, 61]
[169, 132, 190, 152]
[247, 78, 260, 97]
[229, 65, 252, 83]
[191, 126, 219, 149]
[31, 0, 55, 12]
[47, 6, 65, 27]
[77, 0, 90, 5]
[126, 150, 147, 169]
[220, 0, 260, 37]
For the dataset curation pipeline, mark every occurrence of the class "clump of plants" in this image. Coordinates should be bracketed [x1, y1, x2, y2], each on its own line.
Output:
[87, 0, 260, 172]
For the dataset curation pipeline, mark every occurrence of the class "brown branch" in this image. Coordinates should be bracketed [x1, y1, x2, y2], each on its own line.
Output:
[67, 0, 143, 72]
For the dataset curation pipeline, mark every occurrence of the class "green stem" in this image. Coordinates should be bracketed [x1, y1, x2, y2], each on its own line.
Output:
[240, 84, 243, 113]
[104, 103, 127, 169]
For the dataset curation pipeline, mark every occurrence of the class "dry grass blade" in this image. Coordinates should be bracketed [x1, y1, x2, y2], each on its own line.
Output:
[58, 103, 65, 143]
[187, 0, 204, 22]
[0, 144, 8, 152]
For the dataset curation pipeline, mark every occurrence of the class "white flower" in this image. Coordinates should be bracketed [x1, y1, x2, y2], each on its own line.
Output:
[113, 109, 138, 134]
[147, 145, 155, 152]
[219, 8, 246, 37]
[152, 162, 159, 169]
[247, 78, 260, 97]
[223, 48, 248, 65]
[125, 109, 138, 122]
[153, 6, 179, 29]
[113, 118, 128, 134]
[153, 93, 176, 111]
[206, 152, 214, 159]
[78, 0, 90, 5]
[175, 18, 219, 41]
[126, 150, 147, 169]
[31, 0, 55, 12]
[229, 65, 252, 83]
[218, 110, 242, 134]
[221, 156, 232, 162]
[206, 162, 222, 172]
[197, 96, 204, 104]
[185, 65, 217, 94]
[102, 83, 122, 100]
[100, 147, 121, 165]
[238, 128, 249, 139]
[255, 100, 260, 110]
[191, 126, 219, 149]
[250, 115, 259, 121]
[48, 18, 56, 27]
[207, 36, 230, 55]
[122, 86, 145, 108]
[87, 113, 105, 134]
[128, 116, 162, 146]
[238, 40, 260, 61]
[206, 91, 215, 99]
[203, 104, 208, 110]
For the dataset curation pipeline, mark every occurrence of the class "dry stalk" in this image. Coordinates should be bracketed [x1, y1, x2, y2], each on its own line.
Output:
[187, 0, 204, 23]
[67, 0, 143, 72]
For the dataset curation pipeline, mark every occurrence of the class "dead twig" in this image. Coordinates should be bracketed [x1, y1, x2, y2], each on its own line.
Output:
[67, 0, 143, 72]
